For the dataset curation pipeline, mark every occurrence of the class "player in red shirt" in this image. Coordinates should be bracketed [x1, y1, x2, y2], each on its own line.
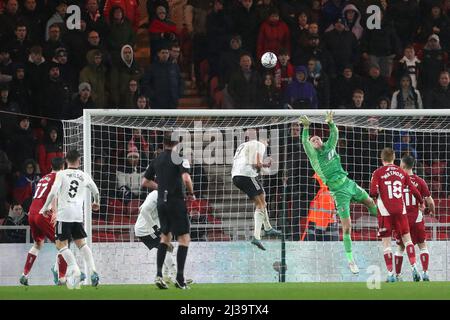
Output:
[19, 158, 68, 286]
[370, 148, 424, 282]
[394, 155, 436, 281]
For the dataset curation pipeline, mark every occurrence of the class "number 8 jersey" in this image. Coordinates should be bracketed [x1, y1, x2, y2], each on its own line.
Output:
[370, 164, 423, 216]
[40, 169, 100, 223]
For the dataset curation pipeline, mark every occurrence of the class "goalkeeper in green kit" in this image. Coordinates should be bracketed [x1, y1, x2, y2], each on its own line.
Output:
[300, 111, 378, 274]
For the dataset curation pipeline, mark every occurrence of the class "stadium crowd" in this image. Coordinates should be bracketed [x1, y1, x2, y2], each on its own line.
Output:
[0, 0, 449, 242]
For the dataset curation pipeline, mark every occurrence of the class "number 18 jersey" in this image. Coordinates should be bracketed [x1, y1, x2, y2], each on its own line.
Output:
[48, 169, 99, 223]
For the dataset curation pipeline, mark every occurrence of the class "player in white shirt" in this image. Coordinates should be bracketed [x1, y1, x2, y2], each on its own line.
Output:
[135, 190, 192, 285]
[231, 131, 282, 250]
[40, 150, 100, 289]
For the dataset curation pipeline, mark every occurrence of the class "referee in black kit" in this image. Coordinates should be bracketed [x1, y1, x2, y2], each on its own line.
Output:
[143, 132, 195, 290]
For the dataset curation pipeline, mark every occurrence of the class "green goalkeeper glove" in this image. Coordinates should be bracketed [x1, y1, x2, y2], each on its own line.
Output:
[299, 115, 311, 128]
[325, 111, 334, 123]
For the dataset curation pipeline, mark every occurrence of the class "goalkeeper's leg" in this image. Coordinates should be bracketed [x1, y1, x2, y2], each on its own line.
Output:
[340, 216, 358, 274]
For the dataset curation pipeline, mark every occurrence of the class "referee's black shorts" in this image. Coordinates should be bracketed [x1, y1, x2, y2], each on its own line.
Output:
[232, 175, 264, 199]
[157, 198, 190, 236]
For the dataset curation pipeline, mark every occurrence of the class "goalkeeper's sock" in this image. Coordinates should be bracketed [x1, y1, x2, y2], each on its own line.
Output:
[261, 207, 273, 231]
[405, 241, 417, 265]
[156, 243, 168, 277]
[176, 245, 189, 284]
[394, 253, 403, 275]
[419, 248, 429, 272]
[59, 247, 80, 276]
[343, 233, 353, 262]
[368, 205, 378, 217]
[383, 248, 393, 272]
[253, 209, 264, 240]
[23, 246, 39, 276]
[79, 244, 97, 274]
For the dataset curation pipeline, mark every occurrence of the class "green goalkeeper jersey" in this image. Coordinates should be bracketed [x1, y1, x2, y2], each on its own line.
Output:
[302, 122, 348, 190]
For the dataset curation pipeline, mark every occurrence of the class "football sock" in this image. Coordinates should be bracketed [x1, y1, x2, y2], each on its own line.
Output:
[420, 248, 429, 272]
[343, 233, 353, 262]
[176, 245, 189, 283]
[164, 251, 176, 274]
[254, 209, 264, 240]
[156, 243, 168, 277]
[405, 241, 417, 265]
[262, 207, 273, 231]
[23, 246, 39, 275]
[394, 252, 404, 275]
[59, 247, 80, 276]
[79, 244, 97, 273]
[368, 205, 378, 217]
[383, 248, 393, 273]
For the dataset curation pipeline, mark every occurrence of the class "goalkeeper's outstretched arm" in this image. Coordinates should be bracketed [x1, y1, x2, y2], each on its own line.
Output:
[299, 116, 315, 159]
[325, 111, 338, 149]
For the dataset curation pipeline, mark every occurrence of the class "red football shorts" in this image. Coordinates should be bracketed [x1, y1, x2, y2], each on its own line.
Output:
[396, 220, 426, 245]
[378, 212, 410, 238]
[28, 211, 55, 243]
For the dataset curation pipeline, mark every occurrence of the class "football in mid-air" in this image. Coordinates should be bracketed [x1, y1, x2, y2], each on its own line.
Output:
[261, 52, 277, 69]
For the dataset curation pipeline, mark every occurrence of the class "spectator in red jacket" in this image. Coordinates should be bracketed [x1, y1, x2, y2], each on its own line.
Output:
[256, 8, 291, 60]
[37, 127, 63, 175]
[103, 0, 140, 31]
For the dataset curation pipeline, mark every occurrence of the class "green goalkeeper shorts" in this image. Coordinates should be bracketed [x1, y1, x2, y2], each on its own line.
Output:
[329, 177, 369, 219]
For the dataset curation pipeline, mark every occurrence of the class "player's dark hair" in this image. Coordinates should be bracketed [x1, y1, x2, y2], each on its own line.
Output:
[381, 147, 395, 162]
[51, 157, 65, 171]
[163, 132, 179, 148]
[66, 149, 81, 163]
[401, 154, 416, 169]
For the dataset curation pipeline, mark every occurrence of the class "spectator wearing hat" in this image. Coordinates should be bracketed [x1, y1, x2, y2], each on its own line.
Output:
[323, 17, 358, 74]
[0, 0, 20, 44]
[45, 0, 68, 41]
[362, 63, 390, 108]
[66, 82, 96, 119]
[110, 44, 142, 107]
[0, 83, 22, 136]
[25, 46, 47, 116]
[108, 5, 136, 64]
[425, 70, 450, 108]
[284, 65, 318, 109]
[9, 63, 31, 114]
[141, 46, 183, 109]
[331, 64, 364, 108]
[256, 8, 291, 61]
[42, 23, 67, 62]
[391, 74, 423, 109]
[7, 23, 32, 64]
[42, 62, 71, 120]
[8, 116, 36, 173]
[419, 34, 448, 96]
[420, 3, 449, 50]
[19, 0, 45, 44]
[103, 0, 140, 32]
[361, 10, 402, 78]
[84, 0, 109, 39]
[53, 48, 78, 92]
[80, 49, 108, 108]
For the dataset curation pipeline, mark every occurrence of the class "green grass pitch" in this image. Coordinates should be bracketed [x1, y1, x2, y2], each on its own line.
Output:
[1, 282, 450, 300]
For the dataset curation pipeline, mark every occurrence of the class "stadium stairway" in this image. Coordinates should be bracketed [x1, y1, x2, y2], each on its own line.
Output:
[134, 1, 209, 109]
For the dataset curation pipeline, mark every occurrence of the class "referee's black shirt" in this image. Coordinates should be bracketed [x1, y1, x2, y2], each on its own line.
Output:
[144, 149, 190, 201]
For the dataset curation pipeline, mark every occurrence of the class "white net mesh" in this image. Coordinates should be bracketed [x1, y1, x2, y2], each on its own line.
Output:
[62, 111, 450, 283]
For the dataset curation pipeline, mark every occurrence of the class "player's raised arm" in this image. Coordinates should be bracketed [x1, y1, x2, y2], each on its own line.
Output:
[40, 171, 62, 215]
[325, 111, 338, 149]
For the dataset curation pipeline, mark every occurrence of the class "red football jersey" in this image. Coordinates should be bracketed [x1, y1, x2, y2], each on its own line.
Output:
[29, 172, 57, 215]
[404, 174, 431, 222]
[370, 164, 423, 216]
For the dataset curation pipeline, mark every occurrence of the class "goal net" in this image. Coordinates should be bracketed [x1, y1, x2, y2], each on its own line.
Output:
[62, 110, 450, 283]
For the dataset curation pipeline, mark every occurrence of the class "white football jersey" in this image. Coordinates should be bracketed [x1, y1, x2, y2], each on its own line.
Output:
[231, 140, 266, 178]
[134, 190, 160, 237]
[41, 169, 99, 223]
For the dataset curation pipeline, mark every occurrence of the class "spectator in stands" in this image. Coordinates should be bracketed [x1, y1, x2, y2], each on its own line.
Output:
[53, 47, 78, 92]
[0, 83, 22, 136]
[148, 5, 178, 62]
[420, 3, 449, 50]
[340, 4, 363, 41]
[218, 34, 244, 89]
[136, 94, 149, 109]
[321, 0, 348, 32]
[298, 34, 336, 79]
[0, 47, 14, 78]
[121, 79, 139, 108]
[331, 65, 363, 108]
[291, 11, 311, 58]
[307, 58, 330, 109]
[345, 88, 367, 109]
[103, 0, 140, 31]
[256, 8, 291, 60]
[426, 70, 450, 108]
[363, 64, 390, 108]
[391, 74, 423, 109]
[84, 0, 109, 39]
[80, 49, 108, 108]
[13, 159, 40, 205]
[110, 44, 142, 107]
[377, 96, 391, 109]
[169, 42, 182, 65]
[284, 65, 318, 109]
[396, 45, 421, 89]
[45, 0, 68, 41]
[420, 34, 448, 95]
[227, 53, 262, 109]
[108, 5, 136, 64]
[26, 46, 47, 116]
[9, 116, 36, 173]
[0, 0, 20, 43]
[260, 73, 280, 109]
[394, 131, 419, 160]
[255, 0, 277, 23]
[42, 23, 66, 61]
[0, 148, 11, 219]
[146, 0, 170, 22]
[278, 0, 310, 27]
[66, 82, 96, 119]
[86, 30, 112, 70]
[274, 48, 294, 92]
[37, 127, 63, 175]
[9, 64, 31, 114]
[116, 145, 147, 202]
[92, 152, 117, 218]
[361, 10, 402, 78]
[42, 62, 71, 119]
[128, 128, 152, 165]
[7, 23, 32, 63]
[232, 0, 259, 57]
[1, 201, 29, 243]
[206, 0, 233, 79]
[141, 46, 183, 109]
[387, 0, 420, 47]
[20, 0, 45, 45]
[62, 18, 89, 72]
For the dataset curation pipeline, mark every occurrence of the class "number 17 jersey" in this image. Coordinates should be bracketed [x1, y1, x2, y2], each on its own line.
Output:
[29, 172, 57, 215]
[49, 169, 99, 223]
